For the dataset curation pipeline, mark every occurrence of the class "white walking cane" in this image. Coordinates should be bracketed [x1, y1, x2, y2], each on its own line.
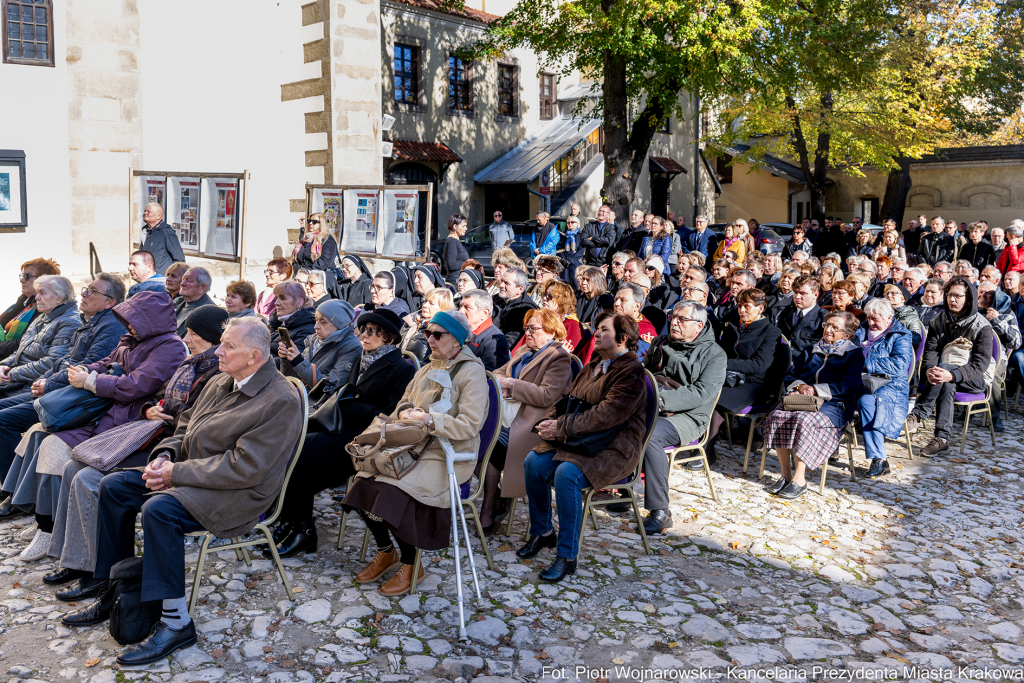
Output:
[427, 369, 485, 640]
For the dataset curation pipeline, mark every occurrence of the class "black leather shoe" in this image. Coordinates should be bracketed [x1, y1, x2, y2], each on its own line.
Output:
[44, 567, 90, 585]
[516, 532, 557, 558]
[639, 509, 672, 535]
[539, 556, 577, 582]
[0, 504, 28, 521]
[481, 508, 509, 536]
[864, 459, 890, 478]
[685, 449, 717, 471]
[62, 599, 112, 627]
[57, 578, 108, 602]
[765, 477, 789, 495]
[270, 520, 295, 545]
[116, 621, 197, 666]
[777, 481, 807, 500]
[265, 526, 317, 559]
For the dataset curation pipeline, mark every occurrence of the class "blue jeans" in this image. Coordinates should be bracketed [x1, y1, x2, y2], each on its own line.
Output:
[1011, 349, 1024, 390]
[857, 394, 886, 461]
[524, 450, 590, 560]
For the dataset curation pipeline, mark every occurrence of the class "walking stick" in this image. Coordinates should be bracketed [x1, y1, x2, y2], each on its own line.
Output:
[442, 439, 484, 641]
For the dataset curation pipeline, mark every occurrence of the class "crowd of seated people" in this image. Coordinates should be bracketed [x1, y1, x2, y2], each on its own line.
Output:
[0, 209, 1019, 665]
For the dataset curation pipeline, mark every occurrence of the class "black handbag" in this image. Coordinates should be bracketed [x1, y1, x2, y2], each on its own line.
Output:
[106, 557, 162, 645]
[552, 395, 619, 457]
[307, 381, 358, 434]
[34, 363, 123, 432]
[724, 371, 746, 387]
[861, 372, 892, 394]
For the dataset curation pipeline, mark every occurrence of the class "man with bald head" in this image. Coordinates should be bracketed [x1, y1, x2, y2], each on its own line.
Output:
[140, 204, 186, 276]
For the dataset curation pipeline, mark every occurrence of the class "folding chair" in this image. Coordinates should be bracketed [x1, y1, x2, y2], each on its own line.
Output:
[576, 370, 658, 561]
[401, 350, 422, 370]
[503, 354, 584, 538]
[953, 335, 999, 453]
[187, 376, 309, 614]
[753, 417, 856, 495]
[736, 336, 792, 474]
[665, 388, 722, 503]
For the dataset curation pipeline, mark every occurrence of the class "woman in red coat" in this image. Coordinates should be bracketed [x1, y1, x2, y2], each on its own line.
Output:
[512, 280, 593, 364]
[996, 225, 1024, 274]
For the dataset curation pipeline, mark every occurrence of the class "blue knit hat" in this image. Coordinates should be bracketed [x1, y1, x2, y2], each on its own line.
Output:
[316, 299, 355, 330]
[429, 311, 469, 346]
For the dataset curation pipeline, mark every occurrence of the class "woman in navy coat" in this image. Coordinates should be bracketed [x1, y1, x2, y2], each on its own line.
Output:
[763, 310, 865, 499]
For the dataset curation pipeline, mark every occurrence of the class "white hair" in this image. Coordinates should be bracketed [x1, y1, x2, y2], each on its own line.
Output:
[863, 297, 894, 319]
[225, 316, 270, 362]
[35, 275, 76, 304]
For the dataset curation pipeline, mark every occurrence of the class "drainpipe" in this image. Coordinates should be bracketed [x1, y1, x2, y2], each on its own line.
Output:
[693, 94, 701, 224]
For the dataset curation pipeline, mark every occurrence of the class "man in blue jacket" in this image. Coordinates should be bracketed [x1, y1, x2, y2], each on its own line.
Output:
[140, 204, 186, 276]
[0, 274, 126, 508]
[127, 251, 167, 298]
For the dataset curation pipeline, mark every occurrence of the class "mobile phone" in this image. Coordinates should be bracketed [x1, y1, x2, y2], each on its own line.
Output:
[278, 328, 291, 347]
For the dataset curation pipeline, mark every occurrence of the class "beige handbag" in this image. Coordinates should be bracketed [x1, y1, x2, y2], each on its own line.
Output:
[780, 394, 825, 412]
[345, 414, 431, 480]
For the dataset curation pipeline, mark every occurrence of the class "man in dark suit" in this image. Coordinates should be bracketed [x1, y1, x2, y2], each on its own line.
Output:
[140, 204, 186, 277]
[611, 209, 650, 261]
[681, 215, 719, 261]
[579, 204, 616, 265]
[776, 275, 825, 354]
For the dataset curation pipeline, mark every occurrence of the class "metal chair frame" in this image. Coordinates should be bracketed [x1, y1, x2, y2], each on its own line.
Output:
[952, 335, 999, 453]
[576, 370, 658, 561]
[664, 387, 721, 503]
[186, 376, 309, 614]
[735, 336, 792, 475]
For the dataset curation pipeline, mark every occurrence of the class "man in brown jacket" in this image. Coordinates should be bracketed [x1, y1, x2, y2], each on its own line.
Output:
[61, 317, 303, 665]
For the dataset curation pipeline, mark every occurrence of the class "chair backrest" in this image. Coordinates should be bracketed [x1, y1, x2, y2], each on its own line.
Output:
[402, 349, 422, 370]
[569, 354, 583, 379]
[623, 370, 660, 487]
[770, 335, 793, 404]
[256, 376, 310, 529]
[466, 372, 503, 502]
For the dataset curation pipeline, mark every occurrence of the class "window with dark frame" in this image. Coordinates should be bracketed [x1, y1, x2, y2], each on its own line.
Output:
[393, 43, 418, 105]
[448, 53, 473, 113]
[3, 0, 53, 66]
[497, 64, 517, 117]
[657, 116, 670, 134]
[539, 74, 555, 120]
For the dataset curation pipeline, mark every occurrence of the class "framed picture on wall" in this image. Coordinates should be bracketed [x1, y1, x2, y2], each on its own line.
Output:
[0, 151, 28, 231]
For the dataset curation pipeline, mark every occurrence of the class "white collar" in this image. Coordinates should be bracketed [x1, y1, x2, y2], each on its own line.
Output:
[233, 374, 255, 392]
[798, 302, 817, 316]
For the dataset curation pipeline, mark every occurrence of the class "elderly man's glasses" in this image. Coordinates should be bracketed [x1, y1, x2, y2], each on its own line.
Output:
[671, 315, 699, 324]
[682, 286, 707, 294]
[81, 286, 112, 299]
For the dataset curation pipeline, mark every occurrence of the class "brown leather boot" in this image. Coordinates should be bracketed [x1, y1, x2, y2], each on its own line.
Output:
[380, 563, 425, 596]
[355, 549, 400, 584]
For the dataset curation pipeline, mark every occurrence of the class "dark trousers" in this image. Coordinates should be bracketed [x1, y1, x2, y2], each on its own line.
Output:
[94, 470, 203, 602]
[913, 376, 988, 440]
[0, 394, 41, 483]
[641, 418, 681, 511]
[279, 431, 357, 526]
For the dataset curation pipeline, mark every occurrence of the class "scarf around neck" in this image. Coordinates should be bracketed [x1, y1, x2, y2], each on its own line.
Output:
[359, 343, 395, 381]
[167, 346, 220, 405]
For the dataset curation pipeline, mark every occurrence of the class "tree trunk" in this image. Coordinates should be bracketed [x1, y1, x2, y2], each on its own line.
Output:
[880, 157, 912, 226]
[601, 47, 633, 225]
[787, 93, 832, 225]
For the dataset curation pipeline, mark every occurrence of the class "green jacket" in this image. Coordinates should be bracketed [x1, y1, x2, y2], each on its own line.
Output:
[645, 324, 727, 445]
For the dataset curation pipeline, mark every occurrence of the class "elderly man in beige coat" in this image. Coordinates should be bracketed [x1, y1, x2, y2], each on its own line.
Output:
[60, 317, 303, 666]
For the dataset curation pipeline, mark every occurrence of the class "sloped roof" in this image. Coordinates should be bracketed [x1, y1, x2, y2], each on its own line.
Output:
[392, 140, 463, 164]
[388, 0, 500, 24]
[475, 117, 601, 184]
[914, 145, 1024, 164]
[723, 143, 808, 184]
[650, 156, 687, 175]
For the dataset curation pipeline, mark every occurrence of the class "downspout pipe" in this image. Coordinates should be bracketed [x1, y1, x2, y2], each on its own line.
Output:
[693, 94, 701, 224]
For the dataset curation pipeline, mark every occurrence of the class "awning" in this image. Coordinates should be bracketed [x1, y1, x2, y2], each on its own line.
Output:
[474, 117, 601, 184]
[649, 156, 687, 175]
[391, 140, 463, 164]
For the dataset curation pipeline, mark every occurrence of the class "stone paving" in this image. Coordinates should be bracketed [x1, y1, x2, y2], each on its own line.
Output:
[1, 412, 1023, 683]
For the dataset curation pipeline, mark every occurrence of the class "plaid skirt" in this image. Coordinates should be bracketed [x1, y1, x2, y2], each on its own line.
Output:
[763, 409, 843, 470]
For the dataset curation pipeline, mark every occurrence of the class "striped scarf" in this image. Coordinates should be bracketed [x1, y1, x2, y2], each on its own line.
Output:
[3, 303, 36, 342]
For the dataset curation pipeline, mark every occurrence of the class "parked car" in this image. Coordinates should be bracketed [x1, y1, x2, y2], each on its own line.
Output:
[757, 228, 785, 255]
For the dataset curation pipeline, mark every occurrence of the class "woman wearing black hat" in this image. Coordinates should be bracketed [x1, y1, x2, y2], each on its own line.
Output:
[883, 283, 923, 349]
[267, 308, 416, 558]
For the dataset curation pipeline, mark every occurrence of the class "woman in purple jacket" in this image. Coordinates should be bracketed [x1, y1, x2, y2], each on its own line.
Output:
[4, 290, 186, 562]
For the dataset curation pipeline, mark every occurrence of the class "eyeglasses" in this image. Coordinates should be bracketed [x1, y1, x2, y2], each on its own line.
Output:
[682, 286, 707, 295]
[370, 284, 391, 292]
[536, 268, 553, 277]
[425, 329, 449, 341]
[542, 294, 554, 301]
[296, 279, 309, 285]
[671, 315, 699, 324]
[947, 292, 966, 300]
[358, 326, 381, 337]
[822, 322, 845, 332]
[645, 265, 657, 272]
[264, 269, 283, 276]
[524, 325, 545, 335]
[18, 272, 36, 282]
[307, 219, 320, 225]
[81, 286, 112, 299]
[612, 262, 624, 268]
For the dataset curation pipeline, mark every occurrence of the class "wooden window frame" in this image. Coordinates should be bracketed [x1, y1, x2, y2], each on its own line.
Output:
[447, 51, 474, 117]
[539, 73, 556, 121]
[2, 0, 55, 67]
[392, 40, 426, 113]
[496, 61, 519, 122]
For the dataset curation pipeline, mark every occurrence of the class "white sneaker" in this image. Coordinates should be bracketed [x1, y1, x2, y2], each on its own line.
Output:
[18, 522, 38, 541]
[19, 529, 51, 562]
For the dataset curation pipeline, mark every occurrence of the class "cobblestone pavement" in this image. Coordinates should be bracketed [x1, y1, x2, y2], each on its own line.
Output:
[1, 413, 1023, 683]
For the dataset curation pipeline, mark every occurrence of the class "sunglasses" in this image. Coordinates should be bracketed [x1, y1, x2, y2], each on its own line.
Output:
[307, 219, 320, 225]
[18, 272, 36, 282]
[425, 329, 449, 341]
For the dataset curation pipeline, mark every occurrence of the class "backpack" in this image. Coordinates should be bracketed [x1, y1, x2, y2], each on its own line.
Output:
[105, 557, 163, 645]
